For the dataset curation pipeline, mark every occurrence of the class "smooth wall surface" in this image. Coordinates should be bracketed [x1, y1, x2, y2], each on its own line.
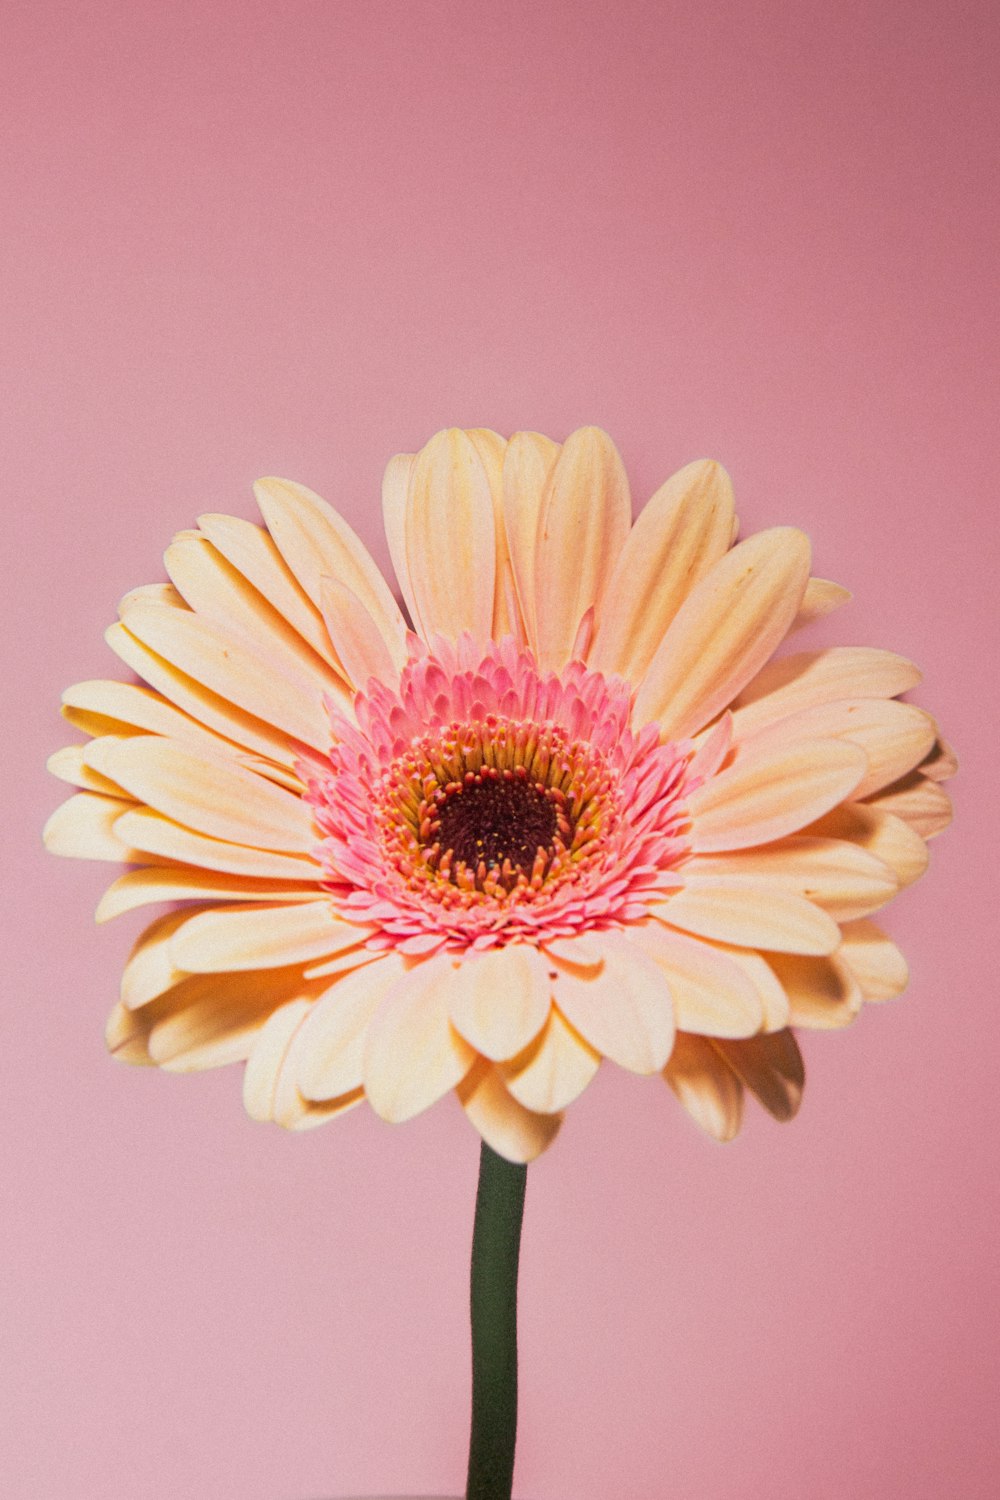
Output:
[4, 2, 997, 1496]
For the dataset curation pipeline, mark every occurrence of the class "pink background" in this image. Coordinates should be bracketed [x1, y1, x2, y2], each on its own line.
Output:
[4, 1, 997, 1496]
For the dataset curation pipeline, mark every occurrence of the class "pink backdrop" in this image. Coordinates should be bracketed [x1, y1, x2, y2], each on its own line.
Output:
[4, 2, 997, 1496]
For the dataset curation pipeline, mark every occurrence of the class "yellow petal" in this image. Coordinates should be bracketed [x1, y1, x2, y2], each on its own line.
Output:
[687, 738, 867, 852]
[149, 969, 307, 1072]
[765, 952, 863, 1029]
[713, 1030, 804, 1121]
[381, 451, 419, 628]
[731, 647, 921, 738]
[362, 954, 476, 1123]
[738, 699, 937, 799]
[243, 999, 312, 1122]
[656, 884, 841, 955]
[119, 597, 339, 751]
[629, 924, 763, 1037]
[295, 955, 406, 1101]
[447, 944, 551, 1061]
[404, 428, 496, 642]
[500, 1008, 600, 1113]
[197, 511, 339, 668]
[121, 909, 192, 1008]
[590, 459, 734, 685]
[806, 803, 928, 889]
[62, 678, 243, 759]
[86, 737, 317, 853]
[664, 1032, 743, 1142]
[501, 430, 560, 652]
[96, 867, 318, 923]
[320, 576, 403, 690]
[835, 919, 909, 1000]
[170, 901, 360, 973]
[634, 527, 811, 739]
[465, 428, 517, 639]
[105, 621, 300, 766]
[253, 476, 405, 653]
[43, 792, 143, 862]
[550, 934, 675, 1074]
[533, 427, 631, 671]
[682, 834, 899, 920]
[789, 578, 851, 631]
[113, 806, 319, 879]
[164, 532, 346, 691]
[864, 774, 953, 839]
[457, 1060, 562, 1163]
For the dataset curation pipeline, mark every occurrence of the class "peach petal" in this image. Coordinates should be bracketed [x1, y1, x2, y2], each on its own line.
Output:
[629, 924, 763, 1038]
[713, 1030, 804, 1122]
[363, 954, 477, 1123]
[501, 430, 560, 652]
[765, 952, 863, 1029]
[404, 428, 496, 642]
[656, 884, 841, 955]
[738, 698, 937, 799]
[243, 999, 313, 1123]
[731, 647, 921, 738]
[789, 578, 851, 630]
[634, 526, 811, 739]
[590, 459, 734, 685]
[550, 935, 675, 1074]
[664, 1032, 744, 1142]
[806, 803, 929, 889]
[447, 944, 552, 1062]
[864, 774, 953, 839]
[169, 901, 360, 974]
[835, 920, 909, 1000]
[113, 806, 319, 879]
[533, 427, 631, 671]
[295, 955, 407, 1102]
[687, 738, 867, 852]
[457, 1060, 562, 1163]
[43, 792, 144, 863]
[682, 834, 899, 921]
[320, 577, 402, 690]
[96, 868, 318, 924]
[500, 1008, 601, 1114]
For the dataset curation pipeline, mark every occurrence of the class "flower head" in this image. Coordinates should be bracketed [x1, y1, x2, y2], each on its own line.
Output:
[45, 427, 955, 1160]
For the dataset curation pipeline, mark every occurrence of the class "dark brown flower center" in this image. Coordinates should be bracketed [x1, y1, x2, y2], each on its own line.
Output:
[435, 769, 560, 875]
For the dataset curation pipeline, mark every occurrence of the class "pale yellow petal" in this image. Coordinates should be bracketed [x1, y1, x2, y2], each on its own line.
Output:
[447, 944, 551, 1061]
[835, 919, 909, 1000]
[656, 884, 841, 955]
[105, 621, 300, 765]
[730, 647, 921, 739]
[664, 1032, 743, 1142]
[253, 476, 406, 654]
[628, 923, 763, 1038]
[362, 953, 476, 1123]
[404, 428, 496, 642]
[806, 803, 929, 889]
[170, 901, 360, 974]
[121, 909, 192, 1008]
[47, 744, 130, 796]
[789, 578, 851, 631]
[43, 792, 144, 862]
[533, 427, 631, 671]
[465, 428, 517, 639]
[114, 806, 319, 880]
[164, 532, 346, 693]
[119, 596, 338, 751]
[196, 511, 340, 668]
[499, 1008, 600, 1113]
[86, 737, 317, 853]
[864, 774, 953, 839]
[243, 999, 313, 1122]
[295, 954, 406, 1101]
[62, 678, 246, 759]
[550, 934, 675, 1074]
[687, 738, 867, 852]
[713, 1030, 804, 1122]
[149, 969, 305, 1072]
[590, 459, 734, 684]
[739, 699, 937, 800]
[319, 577, 402, 690]
[634, 527, 811, 739]
[96, 867, 318, 923]
[682, 834, 899, 921]
[765, 952, 863, 1029]
[501, 430, 560, 652]
[381, 451, 420, 628]
[457, 1060, 562, 1163]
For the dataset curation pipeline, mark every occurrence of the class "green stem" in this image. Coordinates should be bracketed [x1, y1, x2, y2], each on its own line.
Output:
[465, 1141, 528, 1500]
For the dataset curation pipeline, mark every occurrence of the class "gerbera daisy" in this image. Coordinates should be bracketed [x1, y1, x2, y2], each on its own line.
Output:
[45, 426, 955, 1162]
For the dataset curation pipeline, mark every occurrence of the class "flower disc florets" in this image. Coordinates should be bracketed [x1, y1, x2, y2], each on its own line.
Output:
[304, 634, 695, 954]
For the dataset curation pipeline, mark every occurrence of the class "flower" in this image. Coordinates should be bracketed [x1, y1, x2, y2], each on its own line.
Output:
[45, 427, 955, 1161]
